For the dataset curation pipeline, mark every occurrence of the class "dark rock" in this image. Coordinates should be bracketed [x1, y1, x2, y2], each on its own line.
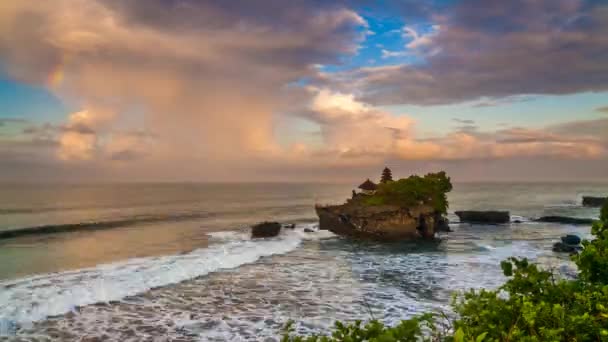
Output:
[316, 203, 443, 240]
[251, 222, 281, 238]
[552, 242, 582, 254]
[283, 223, 296, 229]
[561, 234, 581, 245]
[455, 211, 510, 224]
[582, 196, 607, 207]
[535, 216, 594, 225]
[304, 227, 315, 233]
[435, 214, 451, 232]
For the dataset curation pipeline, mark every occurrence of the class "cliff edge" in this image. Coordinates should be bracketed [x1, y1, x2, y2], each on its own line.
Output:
[316, 202, 447, 240]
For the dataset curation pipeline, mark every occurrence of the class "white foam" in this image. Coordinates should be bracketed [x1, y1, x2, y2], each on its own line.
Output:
[0, 229, 313, 330]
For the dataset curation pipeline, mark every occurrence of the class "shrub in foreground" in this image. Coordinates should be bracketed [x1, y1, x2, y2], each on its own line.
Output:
[282, 201, 608, 341]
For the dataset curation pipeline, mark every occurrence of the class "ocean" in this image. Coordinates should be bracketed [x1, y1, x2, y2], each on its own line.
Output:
[0, 182, 606, 341]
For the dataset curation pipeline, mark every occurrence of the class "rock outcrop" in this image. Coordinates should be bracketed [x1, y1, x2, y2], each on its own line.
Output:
[455, 211, 510, 224]
[251, 221, 282, 238]
[316, 202, 444, 240]
[561, 234, 581, 245]
[582, 196, 607, 207]
[553, 242, 582, 254]
[553, 234, 583, 254]
[535, 216, 595, 225]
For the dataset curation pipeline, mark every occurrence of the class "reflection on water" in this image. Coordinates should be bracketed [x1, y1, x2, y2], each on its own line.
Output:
[0, 221, 211, 279]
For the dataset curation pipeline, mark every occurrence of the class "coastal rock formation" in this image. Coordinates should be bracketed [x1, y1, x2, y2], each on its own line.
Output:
[553, 234, 583, 254]
[561, 234, 581, 245]
[552, 242, 582, 254]
[582, 196, 607, 207]
[316, 203, 442, 240]
[455, 211, 510, 224]
[251, 222, 281, 238]
[535, 216, 595, 225]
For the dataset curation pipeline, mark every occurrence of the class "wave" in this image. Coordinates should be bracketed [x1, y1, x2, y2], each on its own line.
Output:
[0, 226, 334, 331]
[0, 212, 214, 240]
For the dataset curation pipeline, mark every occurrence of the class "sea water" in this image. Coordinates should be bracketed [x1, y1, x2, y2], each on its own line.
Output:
[0, 182, 606, 340]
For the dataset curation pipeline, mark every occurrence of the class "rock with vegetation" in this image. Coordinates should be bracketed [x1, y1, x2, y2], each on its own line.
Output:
[283, 201, 608, 341]
[455, 210, 510, 224]
[535, 216, 594, 225]
[251, 221, 281, 238]
[582, 196, 607, 207]
[316, 171, 452, 240]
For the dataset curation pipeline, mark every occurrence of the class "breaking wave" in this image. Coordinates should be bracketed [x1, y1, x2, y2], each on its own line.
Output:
[0, 225, 332, 332]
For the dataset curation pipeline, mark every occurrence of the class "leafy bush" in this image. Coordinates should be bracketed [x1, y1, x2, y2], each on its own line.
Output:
[363, 171, 453, 214]
[282, 201, 608, 341]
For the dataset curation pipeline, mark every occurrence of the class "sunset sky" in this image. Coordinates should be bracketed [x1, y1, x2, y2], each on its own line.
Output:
[0, 0, 607, 182]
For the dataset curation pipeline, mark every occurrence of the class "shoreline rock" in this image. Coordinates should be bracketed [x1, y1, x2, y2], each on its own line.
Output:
[455, 211, 510, 224]
[316, 203, 444, 241]
[552, 242, 582, 254]
[251, 222, 281, 238]
[582, 196, 606, 207]
[535, 216, 595, 225]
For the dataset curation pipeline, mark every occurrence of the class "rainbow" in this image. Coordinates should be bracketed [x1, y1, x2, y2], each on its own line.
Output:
[47, 54, 70, 88]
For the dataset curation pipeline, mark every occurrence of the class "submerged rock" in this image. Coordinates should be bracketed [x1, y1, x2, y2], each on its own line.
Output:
[304, 227, 315, 233]
[435, 215, 451, 232]
[561, 234, 581, 245]
[455, 211, 510, 224]
[582, 196, 607, 207]
[251, 222, 281, 238]
[552, 242, 582, 254]
[553, 234, 583, 254]
[535, 216, 594, 225]
[316, 202, 443, 240]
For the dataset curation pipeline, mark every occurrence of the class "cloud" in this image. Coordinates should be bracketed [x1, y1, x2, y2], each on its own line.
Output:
[0, 0, 606, 181]
[0, 118, 28, 127]
[328, 0, 608, 106]
[0, 0, 367, 173]
[286, 88, 606, 164]
[453, 118, 475, 125]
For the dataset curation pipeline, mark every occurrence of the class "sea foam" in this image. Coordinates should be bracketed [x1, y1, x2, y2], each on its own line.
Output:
[0, 226, 331, 333]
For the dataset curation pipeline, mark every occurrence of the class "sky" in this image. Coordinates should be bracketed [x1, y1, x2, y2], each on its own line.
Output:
[0, 0, 607, 182]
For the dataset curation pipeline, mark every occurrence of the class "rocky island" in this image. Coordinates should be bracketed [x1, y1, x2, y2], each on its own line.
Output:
[316, 168, 452, 240]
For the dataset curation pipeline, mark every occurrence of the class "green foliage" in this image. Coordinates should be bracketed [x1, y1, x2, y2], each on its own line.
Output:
[281, 314, 447, 342]
[364, 171, 453, 214]
[576, 200, 608, 284]
[282, 201, 608, 341]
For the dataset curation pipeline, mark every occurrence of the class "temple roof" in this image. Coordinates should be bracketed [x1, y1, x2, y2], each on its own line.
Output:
[358, 179, 378, 191]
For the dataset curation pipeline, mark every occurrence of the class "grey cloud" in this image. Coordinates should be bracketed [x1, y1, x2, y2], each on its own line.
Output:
[109, 149, 141, 161]
[453, 118, 475, 125]
[549, 118, 608, 139]
[331, 0, 608, 106]
[0, 118, 28, 127]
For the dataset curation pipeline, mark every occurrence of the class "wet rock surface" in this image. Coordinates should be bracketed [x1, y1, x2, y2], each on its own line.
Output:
[316, 202, 444, 240]
[251, 222, 282, 238]
[455, 211, 510, 224]
[535, 216, 595, 225]
[582, 196, 606, 207]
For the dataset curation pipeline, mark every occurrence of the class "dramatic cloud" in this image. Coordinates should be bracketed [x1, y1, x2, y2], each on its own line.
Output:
[287, 89, 606, 164]
[329, 0, 608, 105]
[0, 0, 606, 181]
[0, 0, 367, 175]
